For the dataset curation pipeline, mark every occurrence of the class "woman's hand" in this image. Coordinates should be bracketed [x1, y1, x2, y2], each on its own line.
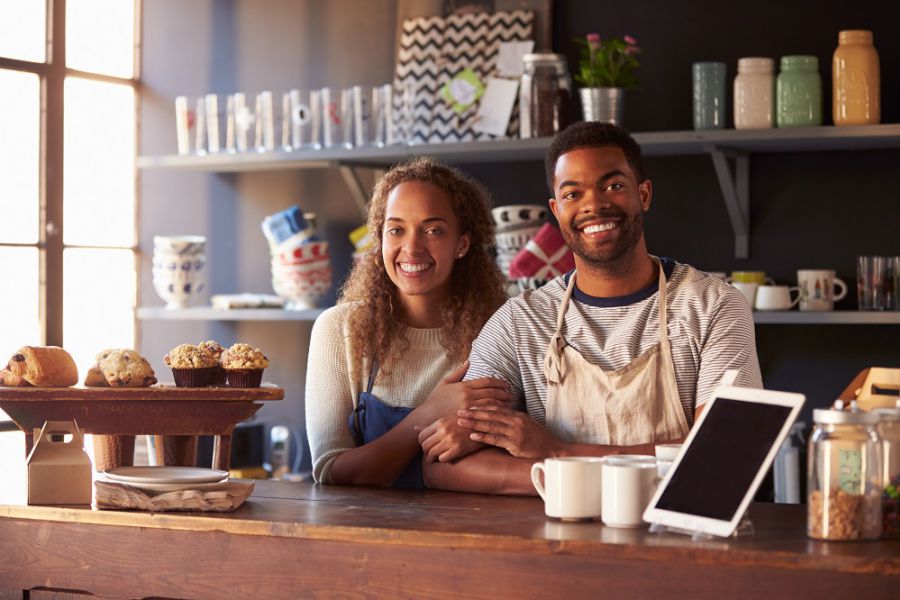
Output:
[456, 401, 564, 460]
[417, 361, 513, 423]
[418, 415, 484, 463]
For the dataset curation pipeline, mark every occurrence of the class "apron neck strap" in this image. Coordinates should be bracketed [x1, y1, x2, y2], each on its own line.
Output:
[556, 257, 670, 342]
[366, 361, 379, 393]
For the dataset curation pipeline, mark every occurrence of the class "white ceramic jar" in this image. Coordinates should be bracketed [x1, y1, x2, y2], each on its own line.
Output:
[734, 57, 774, 129]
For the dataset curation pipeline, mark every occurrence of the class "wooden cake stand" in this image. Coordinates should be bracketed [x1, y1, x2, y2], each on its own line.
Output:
[0, 383, 284, 471]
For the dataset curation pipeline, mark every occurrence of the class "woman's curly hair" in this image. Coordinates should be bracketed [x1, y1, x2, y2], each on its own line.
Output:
[339, 157, 508, 380]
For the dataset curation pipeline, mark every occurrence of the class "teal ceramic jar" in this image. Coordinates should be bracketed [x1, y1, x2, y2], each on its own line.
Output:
[776, 55, 822, 127]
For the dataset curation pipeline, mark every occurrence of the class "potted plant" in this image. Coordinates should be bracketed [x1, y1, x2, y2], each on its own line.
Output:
[574, 33, 640, 126]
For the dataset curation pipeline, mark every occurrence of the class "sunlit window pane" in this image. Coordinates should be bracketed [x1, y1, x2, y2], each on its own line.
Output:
[0, 0, 46, 63]
[0, 247, 41, 362]
[63, 248, 135, 378]
[66, 0, 134, 78]
[0, 431, 26, 495]
[63, 77, 135, 247]
[0, 70, 40, 244]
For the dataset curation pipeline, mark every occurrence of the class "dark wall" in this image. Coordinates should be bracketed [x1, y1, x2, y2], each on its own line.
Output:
[466, 0, 900, 426]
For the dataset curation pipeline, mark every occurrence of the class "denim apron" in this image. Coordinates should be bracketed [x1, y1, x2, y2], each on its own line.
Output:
[347, 364, 425, 489]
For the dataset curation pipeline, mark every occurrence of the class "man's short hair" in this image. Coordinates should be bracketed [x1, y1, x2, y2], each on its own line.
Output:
[544, 122, 647, 193]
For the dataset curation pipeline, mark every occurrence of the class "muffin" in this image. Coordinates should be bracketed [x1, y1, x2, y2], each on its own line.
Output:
[163, 344, 218, 387]
[198, 340, 226, 386]
[220, 343, 269, 387]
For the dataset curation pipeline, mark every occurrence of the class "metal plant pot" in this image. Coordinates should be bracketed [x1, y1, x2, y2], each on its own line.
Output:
[579, 87, 625, 126]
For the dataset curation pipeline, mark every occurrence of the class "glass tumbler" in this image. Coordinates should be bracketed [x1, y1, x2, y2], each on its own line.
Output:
[857, 256, 889, 310]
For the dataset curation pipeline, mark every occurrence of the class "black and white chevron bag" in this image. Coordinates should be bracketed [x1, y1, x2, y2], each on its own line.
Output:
[393, 10, 534, 144]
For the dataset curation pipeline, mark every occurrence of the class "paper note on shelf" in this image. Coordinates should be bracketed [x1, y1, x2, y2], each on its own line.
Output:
[473, 78, 519, 137]
[211, 294, 285, 310]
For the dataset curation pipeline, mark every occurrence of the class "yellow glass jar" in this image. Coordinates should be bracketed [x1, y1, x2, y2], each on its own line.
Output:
[832, 30, 880, 126]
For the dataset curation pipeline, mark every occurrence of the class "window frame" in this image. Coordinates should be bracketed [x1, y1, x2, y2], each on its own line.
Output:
[0, 0, 141, 350]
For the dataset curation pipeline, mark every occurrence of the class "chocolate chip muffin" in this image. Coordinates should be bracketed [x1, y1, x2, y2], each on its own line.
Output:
[220, 343, 269, 387]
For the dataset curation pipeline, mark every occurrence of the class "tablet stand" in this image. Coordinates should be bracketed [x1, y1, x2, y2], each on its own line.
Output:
[648, 510, 754, 541]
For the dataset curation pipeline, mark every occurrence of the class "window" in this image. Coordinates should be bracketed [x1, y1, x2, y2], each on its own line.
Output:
[0, 1, 139, 463]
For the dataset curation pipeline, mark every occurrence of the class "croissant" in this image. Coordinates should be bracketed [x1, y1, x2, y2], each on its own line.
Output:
[5, 346, 78, 387]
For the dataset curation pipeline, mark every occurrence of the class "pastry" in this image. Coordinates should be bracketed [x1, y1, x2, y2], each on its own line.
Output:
[5, 346, 78, 387]
[198, 340, 226, 385]
[84, 365, 109, 387]
[163, 344, 217, 387]
[96, 349, 157, 387]
[220, 343, 269, 388]
[0, 368, 29, 386]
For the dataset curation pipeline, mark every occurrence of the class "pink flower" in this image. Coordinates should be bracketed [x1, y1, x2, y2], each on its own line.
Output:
[624, 35, 638, 45]
[625, 45, 640, 56]
[586, 33, 601, 49]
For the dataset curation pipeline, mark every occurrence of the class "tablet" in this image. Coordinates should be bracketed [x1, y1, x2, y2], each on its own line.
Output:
[642, 385, 805, 538]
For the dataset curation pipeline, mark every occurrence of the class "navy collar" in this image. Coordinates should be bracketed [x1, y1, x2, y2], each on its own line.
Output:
[563, 257, 676, 308]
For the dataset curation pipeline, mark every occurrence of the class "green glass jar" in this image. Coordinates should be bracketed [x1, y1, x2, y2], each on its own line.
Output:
[776, 55, 822, 127]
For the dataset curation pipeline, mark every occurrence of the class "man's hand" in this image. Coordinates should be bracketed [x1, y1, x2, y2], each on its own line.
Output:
[457, 401, 564, 459]
[418, 416, 484, 463]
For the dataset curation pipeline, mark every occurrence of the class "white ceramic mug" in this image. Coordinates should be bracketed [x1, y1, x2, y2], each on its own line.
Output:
[731, 282, 758, 307]
[754, 285, 801, 311]
[531, 457, 604, 520]
[601, 458, 659, 528]
[654, 443, 683, 477]
[797, 269, 847, 311]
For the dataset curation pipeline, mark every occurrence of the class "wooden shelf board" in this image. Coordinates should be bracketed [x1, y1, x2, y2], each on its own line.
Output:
[137, 124, 900, 172]
[136, 306, 326, 321]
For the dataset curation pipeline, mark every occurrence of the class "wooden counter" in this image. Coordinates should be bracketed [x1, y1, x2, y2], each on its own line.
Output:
[0, 480, 896, 599]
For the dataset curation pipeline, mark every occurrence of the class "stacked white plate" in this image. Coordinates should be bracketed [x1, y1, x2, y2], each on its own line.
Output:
[101, 466, 229, 493]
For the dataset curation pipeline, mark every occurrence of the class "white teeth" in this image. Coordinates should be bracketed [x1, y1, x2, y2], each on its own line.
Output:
[399, 263, 431, 273]
[583, 222, 617, 234]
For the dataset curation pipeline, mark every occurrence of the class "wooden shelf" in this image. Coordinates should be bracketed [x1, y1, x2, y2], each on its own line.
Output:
[136, 307, 326, 321]
[137, 124, 900, 172]
[752, 311, 900, 324]
[135, 306, 899, 324]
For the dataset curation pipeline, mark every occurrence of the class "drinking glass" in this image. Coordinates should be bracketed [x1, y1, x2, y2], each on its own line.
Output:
[857, 256, 889, 310]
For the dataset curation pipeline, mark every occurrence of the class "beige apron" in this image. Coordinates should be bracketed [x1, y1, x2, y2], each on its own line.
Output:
[542, 258, 690, 446]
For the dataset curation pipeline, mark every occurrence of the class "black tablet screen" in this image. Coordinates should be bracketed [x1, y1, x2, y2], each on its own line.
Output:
[653, 398, 793, 521]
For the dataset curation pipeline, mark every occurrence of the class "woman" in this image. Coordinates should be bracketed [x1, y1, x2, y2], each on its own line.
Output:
[305, 157, 510, 488]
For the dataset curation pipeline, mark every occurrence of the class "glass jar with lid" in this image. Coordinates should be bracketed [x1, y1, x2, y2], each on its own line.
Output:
[734, 57, 774, 129]
[776, 55, 822, 128]
[519, 53, 572, 139]
[874, 403, 900, 538]
[807, 401, 882, 540]
[833, 30, 880, 126]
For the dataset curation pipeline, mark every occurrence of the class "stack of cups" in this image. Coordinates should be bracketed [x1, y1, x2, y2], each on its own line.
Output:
[492, 204, 548, 294]
[151, 236, 207, 309]
[263, 206, 332, 310]
[349, 224, 375, 263]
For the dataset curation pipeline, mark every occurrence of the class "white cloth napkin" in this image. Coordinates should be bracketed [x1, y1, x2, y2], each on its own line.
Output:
[94, 480, 254, 512]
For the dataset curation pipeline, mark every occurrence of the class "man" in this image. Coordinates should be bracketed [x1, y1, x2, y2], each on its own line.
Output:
[418, 122, 762, 494]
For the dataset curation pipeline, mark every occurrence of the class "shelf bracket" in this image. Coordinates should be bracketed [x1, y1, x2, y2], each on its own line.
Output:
[339, 165, 370, 217]
[706, 145, 750, 259]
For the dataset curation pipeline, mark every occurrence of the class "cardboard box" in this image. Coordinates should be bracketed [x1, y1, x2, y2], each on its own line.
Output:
[26, 420, 92, 505]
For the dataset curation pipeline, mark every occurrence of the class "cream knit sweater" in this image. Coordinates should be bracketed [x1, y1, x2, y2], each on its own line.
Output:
[305, 302, 457, 483]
